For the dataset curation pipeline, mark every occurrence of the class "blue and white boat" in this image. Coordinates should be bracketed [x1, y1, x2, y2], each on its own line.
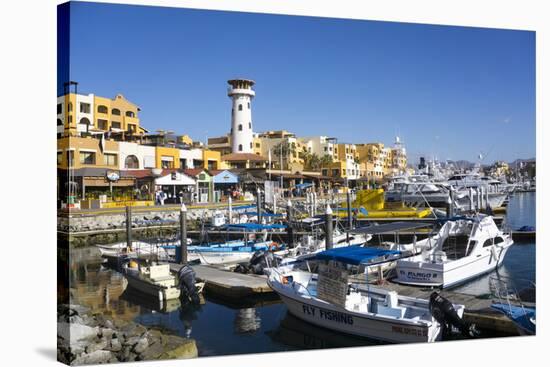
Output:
[187, 223, 287, 265]
[491, 303, 536, 335]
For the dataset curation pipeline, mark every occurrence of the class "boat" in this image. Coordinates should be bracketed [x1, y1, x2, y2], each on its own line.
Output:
[187, 223, 286, 265]
[123, 262, 181, 301]
[394, 214, 514, 288]
[267, 246, 467, 343]
[489, 275, 536, 335]
[97, 239, 194, 258]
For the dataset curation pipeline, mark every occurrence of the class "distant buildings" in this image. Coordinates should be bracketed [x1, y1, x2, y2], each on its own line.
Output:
[58, 78, 409, 207]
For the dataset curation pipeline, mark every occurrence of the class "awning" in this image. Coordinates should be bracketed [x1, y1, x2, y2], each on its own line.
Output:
[315, 246, 401, 266]
[350, 221, 433, 235]
[296, 183, 314, 189]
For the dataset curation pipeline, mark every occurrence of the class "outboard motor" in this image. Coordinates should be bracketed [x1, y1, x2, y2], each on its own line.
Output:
[177, 265, 200, 305]
[429, 292, 479, 338]
[234, 250, 281, 275]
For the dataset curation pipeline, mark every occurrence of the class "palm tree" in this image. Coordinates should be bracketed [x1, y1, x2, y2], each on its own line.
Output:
[320, 154, 333, 168]
[272, 140, 296, 170]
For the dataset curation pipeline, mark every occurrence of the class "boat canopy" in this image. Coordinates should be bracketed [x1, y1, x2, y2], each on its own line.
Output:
[226, 223, 287, 230]
[315, 246, 401, 265]
[349, 221, 432, 235]
[295, 183, 314, 189]
[232, 205, 257, 211]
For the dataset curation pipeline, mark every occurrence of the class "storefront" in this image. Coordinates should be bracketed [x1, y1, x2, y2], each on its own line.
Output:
[184, 169, 214, 203]
[154, 170, 196, 204]
[211, 170, 239, 202]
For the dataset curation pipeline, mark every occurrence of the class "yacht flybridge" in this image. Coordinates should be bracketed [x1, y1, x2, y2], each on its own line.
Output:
[394, 214, 513, 288]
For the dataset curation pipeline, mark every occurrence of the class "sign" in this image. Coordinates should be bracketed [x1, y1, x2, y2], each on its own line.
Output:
[106, 170, 120, 181]
[317, 262, 349, 307]
[264, 181, 279, 204]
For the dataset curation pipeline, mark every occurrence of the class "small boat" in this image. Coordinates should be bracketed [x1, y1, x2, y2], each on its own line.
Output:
[97, 239, 193, 258]
[267, 246, 467, 343]
[394, 214, 513, 288]
[489, 276, 536, 335]
[123, 262, 181, 301]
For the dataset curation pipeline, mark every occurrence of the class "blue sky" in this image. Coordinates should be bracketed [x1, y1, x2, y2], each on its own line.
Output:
[63, 2, 535, 164]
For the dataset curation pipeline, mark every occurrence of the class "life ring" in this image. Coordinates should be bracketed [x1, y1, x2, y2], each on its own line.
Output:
[268, 242, 279, 251]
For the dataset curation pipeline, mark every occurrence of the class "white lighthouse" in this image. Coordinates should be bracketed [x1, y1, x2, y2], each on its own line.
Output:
[228, 78, 255, 153]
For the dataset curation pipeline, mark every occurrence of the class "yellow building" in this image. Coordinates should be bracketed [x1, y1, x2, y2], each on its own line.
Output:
[57, 136, 120, 170]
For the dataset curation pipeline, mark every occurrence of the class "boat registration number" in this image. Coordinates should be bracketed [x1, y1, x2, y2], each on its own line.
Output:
[392, 325, 428, 337]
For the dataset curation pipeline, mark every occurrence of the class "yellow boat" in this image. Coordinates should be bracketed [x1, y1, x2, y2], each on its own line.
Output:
[336, 189, 433, 219]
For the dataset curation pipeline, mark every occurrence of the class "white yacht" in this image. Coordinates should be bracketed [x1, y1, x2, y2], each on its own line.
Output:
[394, 214, 513, 288]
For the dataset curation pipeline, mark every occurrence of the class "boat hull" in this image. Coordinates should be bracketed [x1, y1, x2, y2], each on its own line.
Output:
[125, 275, 181, 301]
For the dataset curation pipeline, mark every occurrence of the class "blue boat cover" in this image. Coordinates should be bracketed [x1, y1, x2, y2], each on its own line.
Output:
[232, 205, 257, 210]
[296, 183, 313, 189]
[315, 246, 401, 265]
[226, 223, 287, 230]
[241, 211, 284, 217]
[491, 303, 536, 334]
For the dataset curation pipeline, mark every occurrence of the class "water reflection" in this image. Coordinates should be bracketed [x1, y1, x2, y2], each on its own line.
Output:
[234, 308, 261, 334]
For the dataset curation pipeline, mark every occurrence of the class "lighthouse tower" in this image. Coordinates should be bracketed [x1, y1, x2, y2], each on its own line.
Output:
[228, 78, 255, 153]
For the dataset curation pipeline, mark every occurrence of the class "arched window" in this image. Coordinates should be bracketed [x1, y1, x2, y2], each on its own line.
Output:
[57, 119, 63, 126]
[238, 144, 243, 152]
[238, 104, 243, 111]
[125, 155, 139, 169]
[79, 117, 91, 125]
[125, 111, 135, 117]
[238, 124, 243, 131]
[97, 105, 108, 114]
[112, 108, 121, 116]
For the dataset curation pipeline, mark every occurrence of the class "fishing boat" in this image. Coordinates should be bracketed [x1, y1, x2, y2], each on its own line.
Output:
[267, 246, 467, 343]
[394, 214, 513, 288]
[123, 262, 181, 301]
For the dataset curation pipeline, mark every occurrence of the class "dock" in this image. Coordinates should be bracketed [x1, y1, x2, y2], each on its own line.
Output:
[169, 263, 272, 299]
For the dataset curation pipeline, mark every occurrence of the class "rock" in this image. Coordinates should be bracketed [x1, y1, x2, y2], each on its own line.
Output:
[72, 350, 114, 365]
[133, 337, 149, 354]
[160, 337, 198, 360]
[85, 339, 108, 354]
[139, 341, 164, 360]
[99, 328, 115, 340]
[58, 322, 99, 342]
[103, 319, 114, 330]
[108, 338, 122, 352]
[123, 323, 147, 338]
[123, 336, 140, 347]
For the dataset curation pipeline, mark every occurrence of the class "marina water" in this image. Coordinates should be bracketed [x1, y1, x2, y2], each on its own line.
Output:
[70, 192, 535, 354]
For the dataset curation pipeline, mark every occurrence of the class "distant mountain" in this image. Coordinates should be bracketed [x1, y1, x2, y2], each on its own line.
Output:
[509, 158, 536, 167]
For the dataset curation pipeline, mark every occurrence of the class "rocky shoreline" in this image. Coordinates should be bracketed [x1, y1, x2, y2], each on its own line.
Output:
[57, 304, 197, 365]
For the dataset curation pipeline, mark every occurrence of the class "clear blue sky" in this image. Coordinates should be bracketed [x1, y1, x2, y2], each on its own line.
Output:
[63, 2, 535, 164]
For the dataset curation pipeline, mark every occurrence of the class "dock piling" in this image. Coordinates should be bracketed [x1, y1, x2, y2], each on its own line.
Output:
[179, 203, 188, 265]
[346, 190, 352, 243]
[469, 187, 474, 212]
[286, 200, 294, 248]
[125, 206, 132, 250]
[228, 197, 233, 224]
[256, 187, 262, 224]
[325, 204, 333, 250]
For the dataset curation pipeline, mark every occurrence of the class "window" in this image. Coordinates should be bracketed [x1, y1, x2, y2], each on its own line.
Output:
[97, 105, 108, 114]
[57, 119, 63, 126]
[97, 119, 108, 130]
[111, 121, 121, 129]
[248, 122, 251, 129]
[238, 124, 243, 131]
[238, 104, 243, 111]
[104, 153, 117, 166]
[57, 152, 62, 165]
[247, 102, 250, 109]
[68, 115, 72, 123]
[125, 111, 135, 117]
[112, 108, 121, 116]
[324, 147, 328, 152]
[125, 155, 139, 169]
[255, 143, 260, 148]
[208, 161, 216, 170]
[79, 117, 91, 125]
[179, 159, 187, 169]
[80, 103, 91, 113]
[193, 159, 204, 168]
[127, 124, 136, 133]
[238, 144, 243, 151]
[250, 142, 253, 148]
[57, 103, 62, 115]
[79, 151, 96, 165]
[494, 237, 504, 245]
[67, 102, 72, 112]
[66, 151, 74, 167]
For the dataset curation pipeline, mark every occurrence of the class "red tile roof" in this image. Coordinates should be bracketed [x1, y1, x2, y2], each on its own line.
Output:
[221, 153, 267, 162]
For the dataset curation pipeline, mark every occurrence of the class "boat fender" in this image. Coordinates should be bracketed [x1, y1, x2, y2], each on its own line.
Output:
[429, 292, 479, 338]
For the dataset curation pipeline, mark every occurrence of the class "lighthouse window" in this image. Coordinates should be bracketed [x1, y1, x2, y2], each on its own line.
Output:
[238, 124, 243, 131]
[247, 102, 250, 109]
[238, 144, 243, 152]
[248, 122, 251, 129]
[238, 104, 243, 111]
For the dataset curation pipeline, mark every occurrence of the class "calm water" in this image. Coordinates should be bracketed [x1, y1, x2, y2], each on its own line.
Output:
[70, 192, 536, 356]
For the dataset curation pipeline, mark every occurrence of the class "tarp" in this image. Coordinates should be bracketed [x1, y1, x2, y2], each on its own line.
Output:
[350, 221, 432, 235]
[226, 223, 287, 230]
[315, 246, 401, 265]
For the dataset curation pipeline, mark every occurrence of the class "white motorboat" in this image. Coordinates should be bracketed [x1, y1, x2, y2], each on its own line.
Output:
[267, 247, 467, 343]
[394, 214, 513, 288]
[97, 239, 193, 258]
